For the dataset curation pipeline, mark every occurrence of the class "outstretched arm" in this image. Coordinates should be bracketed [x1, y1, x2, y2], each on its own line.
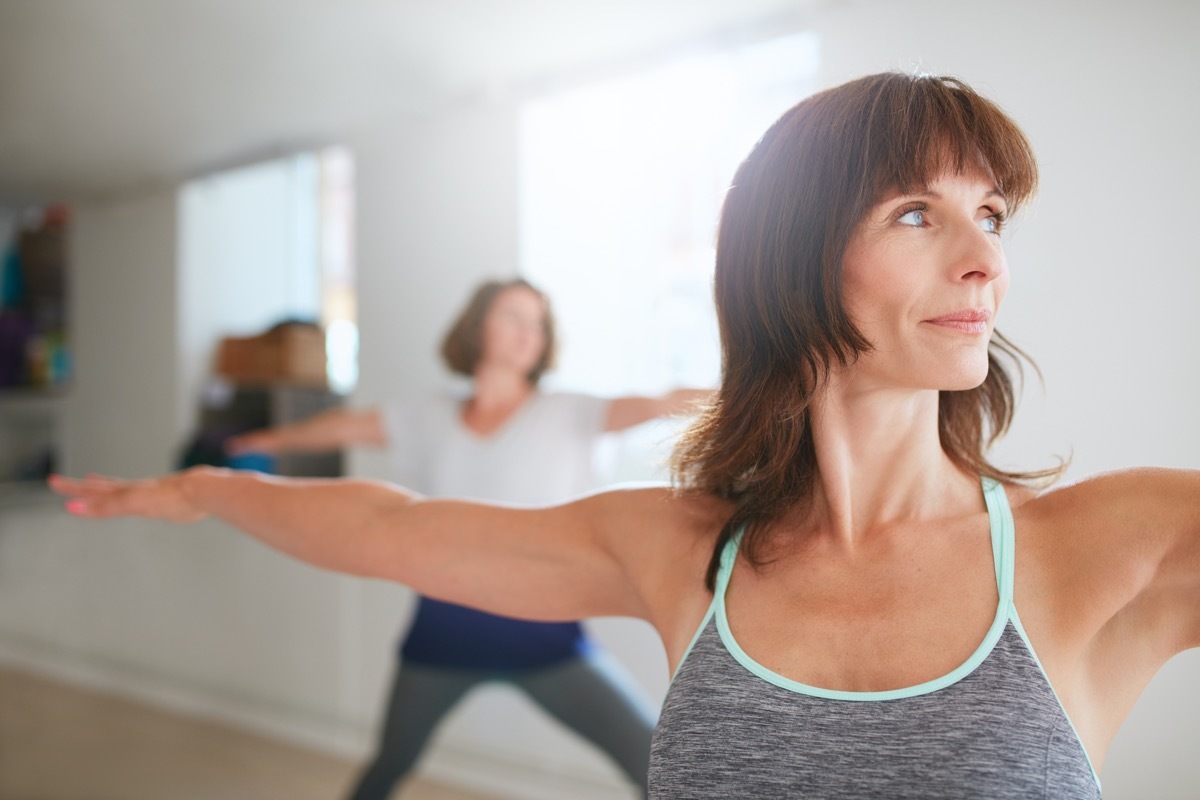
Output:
[1033, 468, 1200, 656]
[1116, 468, 1200, 652]
[603, 388, 714, 433]
[225, 407, 387, 456]
[47, 470, 686, 624]
[1014, 467, 1200, 767]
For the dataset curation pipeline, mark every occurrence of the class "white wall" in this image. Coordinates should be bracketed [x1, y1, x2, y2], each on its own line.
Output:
[0, 2, 1196, 798]
[63, 190, 180, 479]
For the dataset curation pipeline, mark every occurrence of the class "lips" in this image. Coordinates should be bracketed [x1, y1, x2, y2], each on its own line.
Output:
[923, 308, 991, 334]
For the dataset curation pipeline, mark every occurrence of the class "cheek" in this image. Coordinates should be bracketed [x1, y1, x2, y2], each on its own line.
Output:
[481, 321, 499, 348]
[994, 266, 1011, 307]
[843, 271, 911, 333]
[841, 239, 920, 326]
[481, 319, 511, 354]
[840, 253, 875, 325]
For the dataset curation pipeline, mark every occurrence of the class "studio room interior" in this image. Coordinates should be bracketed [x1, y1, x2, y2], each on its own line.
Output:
[0, 2, 1196, 798]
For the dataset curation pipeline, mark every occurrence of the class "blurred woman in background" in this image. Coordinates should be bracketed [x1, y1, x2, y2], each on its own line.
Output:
[226, 277, 709, 799]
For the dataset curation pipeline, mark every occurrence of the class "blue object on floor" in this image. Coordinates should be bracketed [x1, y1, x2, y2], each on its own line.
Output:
[227, 452, 277, 474]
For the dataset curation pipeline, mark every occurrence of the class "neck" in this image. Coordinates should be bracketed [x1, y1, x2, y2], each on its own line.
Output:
[470, 362, 535, 410]
[807, 377, 981, 548]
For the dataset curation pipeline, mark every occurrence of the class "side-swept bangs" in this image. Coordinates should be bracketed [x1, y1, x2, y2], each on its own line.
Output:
[857, 74, 1039, 214]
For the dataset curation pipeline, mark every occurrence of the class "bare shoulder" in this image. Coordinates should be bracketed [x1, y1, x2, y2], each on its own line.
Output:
[1009, 467, 1200, 644]
[581, 482, 732, 542]
[1008, 468, 1200, 759]
[584, 484, 732, 582]
[1012, 467, 1200, 528]
[582, 483, 732, 659]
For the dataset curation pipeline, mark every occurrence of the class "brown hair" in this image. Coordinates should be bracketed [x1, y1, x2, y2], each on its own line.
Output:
[440, 278, 557, 383]
[670, 72, 1063, 590]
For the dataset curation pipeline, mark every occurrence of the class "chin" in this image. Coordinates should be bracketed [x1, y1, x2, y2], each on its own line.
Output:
[942, 376, 988, 392]
[922, 350, 990, 391]
[943, 363, 991, 391]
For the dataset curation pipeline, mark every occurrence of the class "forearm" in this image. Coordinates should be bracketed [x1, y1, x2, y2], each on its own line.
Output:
[604, 387, 714, 432]
[56, 467, 520, 602]
[235, 408, 385, 454]
[663, 387, 714, 412]
[51, 469, 657, 622]
[183, 469, 647, 618]
[180, 467, 416, 577]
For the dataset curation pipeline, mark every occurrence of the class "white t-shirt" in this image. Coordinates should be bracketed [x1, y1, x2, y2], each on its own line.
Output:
[384, 391, 612, 505]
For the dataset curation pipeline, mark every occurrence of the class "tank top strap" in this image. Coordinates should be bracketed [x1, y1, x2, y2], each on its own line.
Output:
[667, 528, 742, 685]
[713, 528, 742, 600]
[981, 476, 1016, 613]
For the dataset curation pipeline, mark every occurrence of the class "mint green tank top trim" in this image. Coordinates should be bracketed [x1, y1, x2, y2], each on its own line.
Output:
[649, 478, 1102, 799]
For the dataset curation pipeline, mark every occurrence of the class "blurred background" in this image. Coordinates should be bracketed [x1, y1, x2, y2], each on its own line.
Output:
[0, 1, 1195, 798]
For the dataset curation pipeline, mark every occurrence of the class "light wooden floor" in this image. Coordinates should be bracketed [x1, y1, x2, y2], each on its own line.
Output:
[0, 665, 501, 800]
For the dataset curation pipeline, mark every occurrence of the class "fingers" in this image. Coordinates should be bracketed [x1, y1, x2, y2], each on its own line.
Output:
[48, 474, 131, 517]
[47, 473, 88, 496]
[50, 472, 208, 524]
[63, 496, 117, 518]
[48, 473, 122, 497]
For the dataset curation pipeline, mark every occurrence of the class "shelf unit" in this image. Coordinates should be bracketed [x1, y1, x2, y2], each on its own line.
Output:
[0, 389, 64, 503]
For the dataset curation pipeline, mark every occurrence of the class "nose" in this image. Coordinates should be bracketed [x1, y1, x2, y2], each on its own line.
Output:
[949, 219, 1006, 284]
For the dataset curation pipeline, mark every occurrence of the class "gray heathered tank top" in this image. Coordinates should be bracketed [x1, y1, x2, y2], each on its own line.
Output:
[649, 478, 1102, 799]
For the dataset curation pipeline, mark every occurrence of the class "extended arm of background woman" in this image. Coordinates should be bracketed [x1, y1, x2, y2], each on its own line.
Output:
[604, 388, 715, 433]
[224, 407, 388, 455]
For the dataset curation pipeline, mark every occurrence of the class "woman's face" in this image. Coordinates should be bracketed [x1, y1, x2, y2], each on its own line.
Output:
[840, 170, 1010, 392]
[479, 286, 548, 377]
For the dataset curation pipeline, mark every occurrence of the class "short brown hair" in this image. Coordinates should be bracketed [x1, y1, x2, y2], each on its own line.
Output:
[670, 72, 1062, 589]
[440, 278, 557, 383]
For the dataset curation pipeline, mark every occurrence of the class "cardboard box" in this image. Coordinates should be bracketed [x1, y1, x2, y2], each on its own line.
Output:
[214, 323, 327, 386]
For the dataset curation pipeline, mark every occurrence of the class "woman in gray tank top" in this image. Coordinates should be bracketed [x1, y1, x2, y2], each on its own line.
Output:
[53, 72, 1199, 798]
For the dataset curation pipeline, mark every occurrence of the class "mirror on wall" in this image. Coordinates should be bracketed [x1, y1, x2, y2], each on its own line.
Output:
[174, 147, 356, 477]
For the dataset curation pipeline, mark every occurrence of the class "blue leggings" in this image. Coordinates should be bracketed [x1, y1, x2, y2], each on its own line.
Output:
[346, 649, 656, 799]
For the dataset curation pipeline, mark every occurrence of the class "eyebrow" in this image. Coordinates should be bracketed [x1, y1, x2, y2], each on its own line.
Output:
[908, 187, 1007, 202]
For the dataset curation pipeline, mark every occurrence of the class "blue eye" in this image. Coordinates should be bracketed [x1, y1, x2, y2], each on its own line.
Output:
[897, 209, 925, 227]
[979, 216, 1001, 234]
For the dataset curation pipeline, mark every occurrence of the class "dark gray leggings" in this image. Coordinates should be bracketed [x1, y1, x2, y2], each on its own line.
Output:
[346, 650, 656, 799]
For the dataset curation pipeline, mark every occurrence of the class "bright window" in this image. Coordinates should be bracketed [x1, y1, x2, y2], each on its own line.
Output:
[519, 33, 820, 480]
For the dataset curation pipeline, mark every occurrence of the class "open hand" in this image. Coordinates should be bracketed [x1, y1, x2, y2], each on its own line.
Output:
[48, 471, 210, 523]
